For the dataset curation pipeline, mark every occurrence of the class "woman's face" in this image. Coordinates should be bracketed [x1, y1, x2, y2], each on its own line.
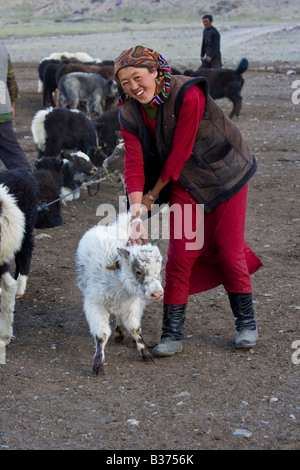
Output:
[118, 66, 158, 104]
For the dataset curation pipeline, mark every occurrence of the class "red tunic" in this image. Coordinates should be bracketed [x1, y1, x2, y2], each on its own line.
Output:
[123, 85, 204, 192]
[121, 86, 262, 304]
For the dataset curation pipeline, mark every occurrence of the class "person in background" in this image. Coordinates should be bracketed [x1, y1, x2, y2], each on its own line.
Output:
[0, 44, 31, 170]
[200, 14, 222, 69]
[114, 45, 262, 358]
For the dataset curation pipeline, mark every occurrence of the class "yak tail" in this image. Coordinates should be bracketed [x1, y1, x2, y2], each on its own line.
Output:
[31, 108, 52, 150]
[235, 58, 249, 75]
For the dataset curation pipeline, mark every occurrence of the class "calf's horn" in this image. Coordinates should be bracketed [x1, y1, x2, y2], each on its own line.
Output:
[106, 260, 121, 270]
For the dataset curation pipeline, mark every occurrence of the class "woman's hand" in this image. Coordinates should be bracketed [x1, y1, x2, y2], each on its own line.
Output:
[127, 220, 148, 246]
[141, 191, 158, 212]
[11, 102, 15, 119]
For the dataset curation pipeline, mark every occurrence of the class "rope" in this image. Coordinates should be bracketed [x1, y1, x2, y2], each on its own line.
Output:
[37, 168, 116, 213]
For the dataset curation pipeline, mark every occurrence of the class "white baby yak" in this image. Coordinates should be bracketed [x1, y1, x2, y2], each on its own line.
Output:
[76, 213, 163, 374]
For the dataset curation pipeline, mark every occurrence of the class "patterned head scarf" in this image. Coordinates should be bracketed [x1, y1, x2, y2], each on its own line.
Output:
[114, 45, 172, 107]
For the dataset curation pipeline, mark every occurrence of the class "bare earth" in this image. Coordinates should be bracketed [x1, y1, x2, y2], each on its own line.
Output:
[0, 31, 300, 450]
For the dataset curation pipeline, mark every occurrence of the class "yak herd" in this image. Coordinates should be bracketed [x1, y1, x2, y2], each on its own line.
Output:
[0, 51, 249, 372]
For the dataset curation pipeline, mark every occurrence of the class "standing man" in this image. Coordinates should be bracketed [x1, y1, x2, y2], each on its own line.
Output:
[200, 14, 222, 69]
[0, 44, 31, 170]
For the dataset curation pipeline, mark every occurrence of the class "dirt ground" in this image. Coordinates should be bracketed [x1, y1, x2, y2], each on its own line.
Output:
[0, 58, 299, 451]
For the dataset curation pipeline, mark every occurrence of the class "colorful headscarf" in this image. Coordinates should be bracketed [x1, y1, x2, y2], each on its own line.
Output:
[114, 45, 172, 107]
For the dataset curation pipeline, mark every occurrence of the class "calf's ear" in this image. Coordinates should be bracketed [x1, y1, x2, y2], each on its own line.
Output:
[117, 247, 130, 260]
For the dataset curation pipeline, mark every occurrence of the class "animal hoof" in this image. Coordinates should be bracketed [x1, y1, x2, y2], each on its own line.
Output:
[92, 349, 104, 375]
[92, 361, 104, 375]
[141, 348, 155, 363]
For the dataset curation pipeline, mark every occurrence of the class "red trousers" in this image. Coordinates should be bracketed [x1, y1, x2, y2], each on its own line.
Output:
[164, 182, 262, 305]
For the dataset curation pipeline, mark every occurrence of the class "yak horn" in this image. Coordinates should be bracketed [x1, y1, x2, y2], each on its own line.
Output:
[106, 260, 121, 270]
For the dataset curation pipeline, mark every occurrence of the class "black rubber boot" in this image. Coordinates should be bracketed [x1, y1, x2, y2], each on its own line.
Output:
[228, 292, 258, 349]
[152, 303, 187, 357]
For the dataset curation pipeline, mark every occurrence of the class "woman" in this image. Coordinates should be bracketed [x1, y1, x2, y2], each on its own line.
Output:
[0, 44, 31, 170]
[114, 45, 262, 357]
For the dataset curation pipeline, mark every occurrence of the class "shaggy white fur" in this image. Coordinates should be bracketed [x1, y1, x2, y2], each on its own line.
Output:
[31, 108, 52, 151]
[76, 212, 163, 374]
[0, 185, 25, 265]
[0, 185, 26, 345]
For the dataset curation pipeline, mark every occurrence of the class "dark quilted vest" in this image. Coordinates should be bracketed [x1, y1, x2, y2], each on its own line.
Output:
[119, 75, 257, 212]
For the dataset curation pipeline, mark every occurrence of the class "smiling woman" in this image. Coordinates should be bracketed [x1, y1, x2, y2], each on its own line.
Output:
[114, 45, 172, 106]
[114, 44, 262, 358]
[118, 67, 158, 105]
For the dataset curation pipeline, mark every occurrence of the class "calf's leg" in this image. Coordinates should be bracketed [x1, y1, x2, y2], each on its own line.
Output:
[84, 298, 111, 374]
[0, 269, 18, 345]
[93, 334, 107, 375]
[121, 299, 154, 362]
[229, 95, 242, 119]
[14, 226, 35, 298]
[130, 327, 154, 363]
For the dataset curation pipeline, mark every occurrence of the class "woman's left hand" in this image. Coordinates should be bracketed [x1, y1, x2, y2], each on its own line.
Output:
[142, 191, 158, 212]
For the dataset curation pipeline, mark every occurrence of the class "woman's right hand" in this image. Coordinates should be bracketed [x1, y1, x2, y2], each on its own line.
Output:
[127, 220, 148, 246]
